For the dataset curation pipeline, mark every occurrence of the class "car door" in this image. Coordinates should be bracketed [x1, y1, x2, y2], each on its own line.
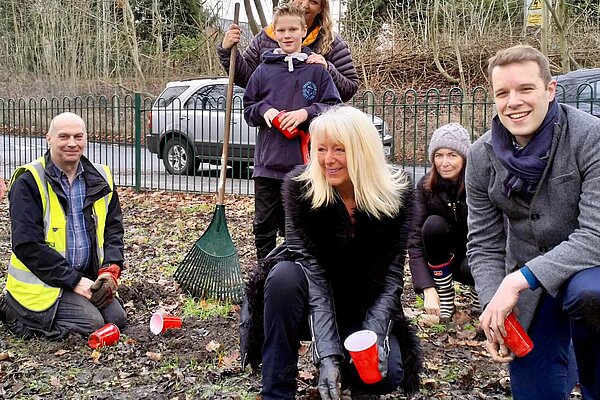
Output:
[184, 84, 226, 162]
[185, 83, 257, 163]
[230, 85, 258, 162]
[152, 85, 190, 140]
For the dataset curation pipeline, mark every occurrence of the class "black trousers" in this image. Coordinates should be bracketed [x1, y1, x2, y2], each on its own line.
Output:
[253, 177, 285, 260]
[421, 215, 474, 286]
[261, 261, 404, 400]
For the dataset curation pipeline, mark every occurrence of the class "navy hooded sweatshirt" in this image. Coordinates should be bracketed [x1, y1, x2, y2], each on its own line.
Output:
[244, 47, 342, 180]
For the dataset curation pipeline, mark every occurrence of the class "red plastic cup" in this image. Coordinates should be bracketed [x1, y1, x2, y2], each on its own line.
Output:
[272, 110, 300, 140]
[299, 130, 311, 164]
[343, 330, 383, 384]
[503, 312, 534, 357]
[88, 323, 120, 349]
[150, 313, 182, 335]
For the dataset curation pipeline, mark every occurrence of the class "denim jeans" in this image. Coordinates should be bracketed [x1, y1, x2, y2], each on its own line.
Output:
[509, 267, 600, 399]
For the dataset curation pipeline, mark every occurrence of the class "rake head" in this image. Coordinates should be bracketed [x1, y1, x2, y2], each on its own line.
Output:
[174, 205, 244, 303]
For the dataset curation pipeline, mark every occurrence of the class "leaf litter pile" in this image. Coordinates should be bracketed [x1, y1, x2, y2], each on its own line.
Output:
[0, 188, 513, 399]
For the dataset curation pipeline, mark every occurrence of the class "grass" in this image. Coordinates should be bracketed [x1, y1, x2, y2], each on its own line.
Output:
[430, 323, 447, 334]
[414, 295, 424, 310]
[463, 322, 477, 331]
[181, 204, 214, 214]
[157, 356, 181, 374]
[181, 298, 234, 320]
[441, 365, 461, 382]
[196, 382, 257, 399]
[64, 366, 82, 379]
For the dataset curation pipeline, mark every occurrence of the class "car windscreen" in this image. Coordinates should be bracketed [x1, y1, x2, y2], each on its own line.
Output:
[154, 86, 190, 107]
[184, 84, 245, 110]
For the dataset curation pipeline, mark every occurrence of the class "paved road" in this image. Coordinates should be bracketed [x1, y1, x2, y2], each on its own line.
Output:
[0, 135, 255, 195]
[0, 135, 426, 195]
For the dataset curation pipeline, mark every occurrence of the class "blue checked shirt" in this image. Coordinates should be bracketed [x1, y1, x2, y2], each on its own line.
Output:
[53, 164, 91, 272]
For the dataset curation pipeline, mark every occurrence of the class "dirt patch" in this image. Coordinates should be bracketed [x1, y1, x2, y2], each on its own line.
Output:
[0, 188, 512, 399]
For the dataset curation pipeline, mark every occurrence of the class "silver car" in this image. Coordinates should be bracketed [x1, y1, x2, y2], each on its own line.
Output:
[146, 77, 257, 175]
[146, 77, 392, 175]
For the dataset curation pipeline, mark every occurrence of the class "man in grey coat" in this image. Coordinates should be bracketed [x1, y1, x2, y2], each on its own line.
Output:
[466, 44, 600, 399]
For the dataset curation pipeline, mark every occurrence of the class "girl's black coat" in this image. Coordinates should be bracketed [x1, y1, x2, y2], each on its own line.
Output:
[408, 172, 468, 292]
[240, 167, 422, 394]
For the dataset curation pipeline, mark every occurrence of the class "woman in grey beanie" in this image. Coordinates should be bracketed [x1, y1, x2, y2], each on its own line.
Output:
[408, 123, 479, 322]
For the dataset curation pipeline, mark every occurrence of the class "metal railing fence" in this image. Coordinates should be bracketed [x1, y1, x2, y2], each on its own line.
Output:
[1, 85, 597, 195]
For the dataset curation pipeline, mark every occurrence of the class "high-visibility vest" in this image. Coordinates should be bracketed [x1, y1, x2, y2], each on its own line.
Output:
[6, 157, 113, 311]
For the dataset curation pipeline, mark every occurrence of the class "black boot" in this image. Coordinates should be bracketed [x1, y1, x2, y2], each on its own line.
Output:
[350, 388, 379, 400]
[0, 293, 16, 325]
[465, 285, 481, 316]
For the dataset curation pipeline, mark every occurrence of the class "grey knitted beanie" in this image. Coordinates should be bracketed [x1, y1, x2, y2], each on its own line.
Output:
[428, 123, 471, 163]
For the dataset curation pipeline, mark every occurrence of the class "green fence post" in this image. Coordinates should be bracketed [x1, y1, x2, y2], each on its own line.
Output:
[134, 93, 142, 191]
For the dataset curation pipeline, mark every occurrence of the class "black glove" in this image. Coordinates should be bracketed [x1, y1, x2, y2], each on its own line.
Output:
[90, 276, 116, 310]
[318, 356, 341, 400]
[376, 334, 390, 379]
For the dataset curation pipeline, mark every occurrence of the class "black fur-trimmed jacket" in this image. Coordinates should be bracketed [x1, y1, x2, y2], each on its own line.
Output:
[240, 167, 422, 394]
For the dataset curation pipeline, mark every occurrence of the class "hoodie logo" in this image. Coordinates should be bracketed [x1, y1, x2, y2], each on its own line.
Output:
[302, 81, 317, 100]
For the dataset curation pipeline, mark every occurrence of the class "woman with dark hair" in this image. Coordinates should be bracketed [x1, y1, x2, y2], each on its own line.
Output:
[217, 0, 359, 102]
[241, 106, 421, 400]
[408, 123, 479, 322]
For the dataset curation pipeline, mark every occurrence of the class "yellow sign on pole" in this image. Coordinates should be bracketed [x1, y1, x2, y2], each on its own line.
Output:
[529, 0, 542, 10]
[526, 0, 544, 27]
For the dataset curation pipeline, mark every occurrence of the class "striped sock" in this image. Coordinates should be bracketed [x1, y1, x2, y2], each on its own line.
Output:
[429, 255, 455, 321]
[433, 274, 455, 321]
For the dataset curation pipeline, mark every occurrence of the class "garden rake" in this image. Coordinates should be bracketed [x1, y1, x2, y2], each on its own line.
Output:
[174, 3, 243, 302]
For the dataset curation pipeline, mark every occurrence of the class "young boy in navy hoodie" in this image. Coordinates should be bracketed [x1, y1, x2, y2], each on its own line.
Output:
[244, 3, 341, 260]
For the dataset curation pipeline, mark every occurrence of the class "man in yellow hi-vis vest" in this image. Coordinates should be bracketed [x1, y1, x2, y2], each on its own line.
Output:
[0, 112, 126, 340]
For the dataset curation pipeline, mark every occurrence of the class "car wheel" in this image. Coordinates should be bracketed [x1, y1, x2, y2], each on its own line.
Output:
[163, 138, 197, 175]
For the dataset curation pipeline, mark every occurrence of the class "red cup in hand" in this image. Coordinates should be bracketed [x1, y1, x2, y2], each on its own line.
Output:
[150, 313, 182, 335]
[88, 323, 120, 349]
[503, 312, 534, 357]
[272, 110, 300, 140]
[343, 330, 383, 384]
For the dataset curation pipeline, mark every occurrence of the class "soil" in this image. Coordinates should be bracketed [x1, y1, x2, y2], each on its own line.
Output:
[0, 188, 514, 399]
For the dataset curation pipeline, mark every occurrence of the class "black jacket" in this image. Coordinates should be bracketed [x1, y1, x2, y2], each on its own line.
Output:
[408, 172, 468, 292]
[217, 25, 359, 102]
[9, 151, 124, 291]
[240, 166, 422, 394]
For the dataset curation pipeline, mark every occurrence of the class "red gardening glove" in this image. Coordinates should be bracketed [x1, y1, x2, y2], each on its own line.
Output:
[98, 264, 121, 285]
[90, 264, 121, 310]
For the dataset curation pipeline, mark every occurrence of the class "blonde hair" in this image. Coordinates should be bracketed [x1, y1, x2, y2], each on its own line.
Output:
[315, 0, 333, 56]
[286, 0, 334, 55]
[296, 106, 410, 219]
[273, 3, 306, 27]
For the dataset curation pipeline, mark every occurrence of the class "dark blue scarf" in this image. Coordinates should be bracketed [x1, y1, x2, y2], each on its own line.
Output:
[491, 100, 558, 202]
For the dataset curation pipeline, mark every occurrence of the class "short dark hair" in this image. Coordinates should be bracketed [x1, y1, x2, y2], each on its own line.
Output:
[487, 45, 552, 86]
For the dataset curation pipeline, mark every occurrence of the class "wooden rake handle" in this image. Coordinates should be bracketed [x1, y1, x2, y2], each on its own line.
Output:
[218, 2, 240, 205]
